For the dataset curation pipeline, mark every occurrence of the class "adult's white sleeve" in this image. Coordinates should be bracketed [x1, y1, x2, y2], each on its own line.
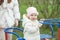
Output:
[13, 0, 20, 20]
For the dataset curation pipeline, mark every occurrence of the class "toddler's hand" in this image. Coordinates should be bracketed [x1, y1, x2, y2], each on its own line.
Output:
[0, 27, 3, 31]
[40, 18, 46, 21]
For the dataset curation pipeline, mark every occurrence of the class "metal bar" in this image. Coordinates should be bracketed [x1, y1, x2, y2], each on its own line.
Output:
[4, 28, 23, 38]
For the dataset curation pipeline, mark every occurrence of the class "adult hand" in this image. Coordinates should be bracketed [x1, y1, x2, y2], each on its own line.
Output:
[0, 27, 3, 31]
[14, 19, 18, 27]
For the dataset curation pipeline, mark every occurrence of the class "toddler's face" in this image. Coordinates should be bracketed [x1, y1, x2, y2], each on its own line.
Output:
[28, 13, 38, 21]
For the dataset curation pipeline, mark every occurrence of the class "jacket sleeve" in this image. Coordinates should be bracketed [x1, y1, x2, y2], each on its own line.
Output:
[13, 0, 20, 20]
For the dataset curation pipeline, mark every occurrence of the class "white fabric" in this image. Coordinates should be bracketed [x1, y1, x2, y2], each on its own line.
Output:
[4, 0, 20, 40]
[0, 4, 6, 40]
[22, 14, 43, 40]
[4, 10, 14, 27]
[0, 4, 7, 28]
[26, 7, 38, 16]
[2, 0, 20, 27]
[4, 0, 20, 20]
[0, 6, 14, 28]
[3, 0, 20, 40]
[0, 0, 20, 40]
[0, 4, 13, 40]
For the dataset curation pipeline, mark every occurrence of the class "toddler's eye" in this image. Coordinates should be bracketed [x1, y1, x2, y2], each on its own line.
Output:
[31, 14, 33, 16]
[35, 15, 37, 16]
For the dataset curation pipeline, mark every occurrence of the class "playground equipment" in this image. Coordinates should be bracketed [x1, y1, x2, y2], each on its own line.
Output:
[4, 19, 60, 40]
[4, 27, 54, 40]
[4, 28, 25, 40]
[39, 19, 60, 40]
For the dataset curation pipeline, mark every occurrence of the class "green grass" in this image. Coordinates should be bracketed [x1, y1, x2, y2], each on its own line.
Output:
[12, 30, 23, 40]
[40, 25, 58, 40]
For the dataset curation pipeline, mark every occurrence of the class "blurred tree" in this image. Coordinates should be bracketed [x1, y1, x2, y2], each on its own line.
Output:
[18, 0, 60, 19]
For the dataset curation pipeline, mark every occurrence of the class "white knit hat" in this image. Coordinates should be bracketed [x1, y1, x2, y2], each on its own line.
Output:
[26, 7, 38, 16]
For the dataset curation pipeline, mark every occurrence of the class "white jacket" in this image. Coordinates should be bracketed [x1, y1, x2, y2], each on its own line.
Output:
[22, 14, 43, 40]
[2, 0, 20, 27]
